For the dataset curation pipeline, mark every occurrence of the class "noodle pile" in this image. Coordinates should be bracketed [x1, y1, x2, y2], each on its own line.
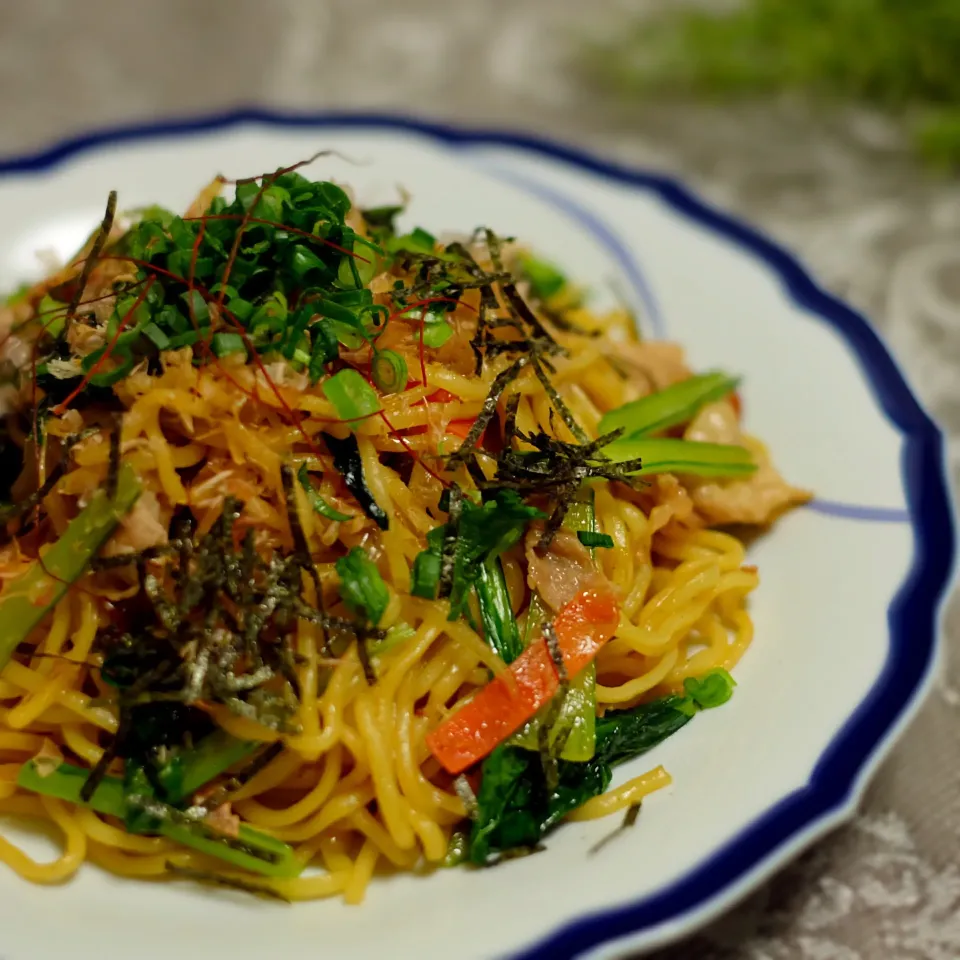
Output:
[0, 164, 808, 903]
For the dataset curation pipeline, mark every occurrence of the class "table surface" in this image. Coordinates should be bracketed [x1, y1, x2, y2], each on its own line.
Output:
[3, 2, 959, 958]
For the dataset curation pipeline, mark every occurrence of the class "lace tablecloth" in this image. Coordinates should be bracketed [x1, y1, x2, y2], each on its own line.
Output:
[3, 2, 958, 957]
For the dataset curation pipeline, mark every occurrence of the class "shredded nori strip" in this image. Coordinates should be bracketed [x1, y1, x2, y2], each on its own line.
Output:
[485, 229, 563, 355]
[197, 741, 285, 813]
[355, 627, 376, 685]
[487, 425, 644, 550]
[321, 432, 389, 530]
[63, 190, 117, 336]
[106, 415, 122, 501]
[0, 460, 66, 529]
[446, 357, 528, 467]
[436, 483, 463, 600]
[531, 358, 589, 444]
[539, 304, 601, 338]
[502, 393, 521, 448]
[537, 621, 573, 790]
[542, 622, 568, 686]
[445, 241, 502, 376]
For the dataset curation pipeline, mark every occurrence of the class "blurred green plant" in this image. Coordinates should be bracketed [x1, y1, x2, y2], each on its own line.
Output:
[584, 0, 960, 169]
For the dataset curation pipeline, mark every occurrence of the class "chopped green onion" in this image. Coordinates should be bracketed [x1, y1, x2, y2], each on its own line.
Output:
[297, 463, 352, 522]
[684, 668, 737, 709]
[16, 761, 300, 879]
[577, 530, 614, 549]
[335, 547, 389, 627]
[180, 289, 210, 325]
[88, 355, 136, 388]
[210, 332, 247, 358]
[371, 349, 408, 394]
[598, 371, 740, 438]
[602, 436, 757, 477]
[326, 319, 367, 350]
[420, 320, 454, 348]
[321, 369, 381, 428]
[308, 321, 340, 384]
[337, 248, 376, 289]
[166, 328, 210, 350]
[142, 322, 171, 350]
[0, 464, 140, 672]
[516, 253, 567, 300]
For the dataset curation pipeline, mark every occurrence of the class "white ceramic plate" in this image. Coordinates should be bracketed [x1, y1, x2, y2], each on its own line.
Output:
[0, 113, 954, 960]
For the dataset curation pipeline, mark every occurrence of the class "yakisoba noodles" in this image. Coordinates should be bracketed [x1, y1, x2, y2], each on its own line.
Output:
[0, 161, 809, 903]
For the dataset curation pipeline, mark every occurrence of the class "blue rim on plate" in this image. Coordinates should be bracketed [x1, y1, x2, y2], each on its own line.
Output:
[0, 110, 954, 959]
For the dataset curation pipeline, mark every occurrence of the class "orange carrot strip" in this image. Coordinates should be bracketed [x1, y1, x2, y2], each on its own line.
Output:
[426, 588, 619, 774]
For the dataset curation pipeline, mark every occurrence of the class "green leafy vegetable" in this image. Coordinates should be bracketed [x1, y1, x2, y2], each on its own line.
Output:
[470, 693, 697, 864]
[412, 490, 545, 621]
[597, 371, 740, 439]
[297, 463, 352, 522]
[17, 760, 300, 879]
[474, 556, 523, 664]
[0, 464, 141, 672]
[210, 331, 247, 358]
[516, 253, 567, 300]
[683, 668, 737, 709]
[335, 547, 389, 627]
[321, 369, 381, 428]
[512, 495, 597, 762]
[154, 731, 261, 805]
[602, 436, 757, 478]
